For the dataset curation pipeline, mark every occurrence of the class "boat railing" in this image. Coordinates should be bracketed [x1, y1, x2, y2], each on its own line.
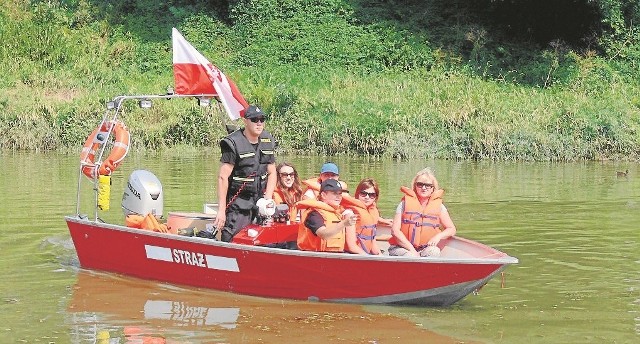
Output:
[75, 92, 220, 221]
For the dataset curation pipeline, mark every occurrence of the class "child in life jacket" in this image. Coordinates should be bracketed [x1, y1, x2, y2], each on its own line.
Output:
[297, 179, 357, 252]
[302, 162, 349, 199]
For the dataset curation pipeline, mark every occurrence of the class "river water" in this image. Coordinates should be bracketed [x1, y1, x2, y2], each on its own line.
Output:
[0, 150, 638, 343]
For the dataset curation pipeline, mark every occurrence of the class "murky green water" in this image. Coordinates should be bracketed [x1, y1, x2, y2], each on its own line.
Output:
[1, 150, 638, 343]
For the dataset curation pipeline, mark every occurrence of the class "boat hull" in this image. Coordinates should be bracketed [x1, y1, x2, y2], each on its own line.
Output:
[65, 216, 517, 306]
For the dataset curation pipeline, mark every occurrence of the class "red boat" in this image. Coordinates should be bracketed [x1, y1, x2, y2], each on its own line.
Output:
[66, 29, 517, 307]
[65, 211, 517, 307]
[66, 91, 517, 307]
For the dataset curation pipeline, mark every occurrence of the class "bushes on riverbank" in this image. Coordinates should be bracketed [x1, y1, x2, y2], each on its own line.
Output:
[1, 0, 639, 160]
[244, 66, 640, 161]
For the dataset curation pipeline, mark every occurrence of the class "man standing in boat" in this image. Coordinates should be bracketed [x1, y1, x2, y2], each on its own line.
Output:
[214, 105, 277, 242]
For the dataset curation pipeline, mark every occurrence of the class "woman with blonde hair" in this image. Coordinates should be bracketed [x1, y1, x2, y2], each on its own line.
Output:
[273, 162, 304, 222]
[388, 168, 456, 257]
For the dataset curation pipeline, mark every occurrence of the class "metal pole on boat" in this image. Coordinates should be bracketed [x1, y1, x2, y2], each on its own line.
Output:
[75, 93, 219, 220]
[92, 99, 122, 221]
[93, 174, 99, 221]
[75, 165, 83, 217]
[212, 99, 239, 134]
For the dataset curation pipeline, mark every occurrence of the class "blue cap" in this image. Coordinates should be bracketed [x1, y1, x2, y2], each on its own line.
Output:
[320, 162, 339, 175]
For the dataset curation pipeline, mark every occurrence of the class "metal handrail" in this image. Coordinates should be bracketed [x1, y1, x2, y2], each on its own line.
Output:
[75, 93, 220, 220]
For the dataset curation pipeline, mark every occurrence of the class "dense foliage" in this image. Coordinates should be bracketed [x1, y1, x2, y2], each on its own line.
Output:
[0, 0, 639, 160]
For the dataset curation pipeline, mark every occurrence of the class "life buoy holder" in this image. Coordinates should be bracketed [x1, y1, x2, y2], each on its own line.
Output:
[80, 120, 130, 179]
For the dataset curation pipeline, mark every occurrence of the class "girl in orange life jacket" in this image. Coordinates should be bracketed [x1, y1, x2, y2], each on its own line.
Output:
[297, 179, 357, 252]
[302, 162, 349, 199]
[273, 162, 303, 222]
[388, 168, 457, 257]
[342, 178, 391, 255]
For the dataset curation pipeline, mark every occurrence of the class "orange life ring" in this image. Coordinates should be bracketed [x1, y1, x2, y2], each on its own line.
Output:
[80, 120, 130, 179]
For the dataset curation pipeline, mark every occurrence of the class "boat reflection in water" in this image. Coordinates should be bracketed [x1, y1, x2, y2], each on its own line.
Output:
[142, 299, 239, 329]
[67, 271, 477, 343]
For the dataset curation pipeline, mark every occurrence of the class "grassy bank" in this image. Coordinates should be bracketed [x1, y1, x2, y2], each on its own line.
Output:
[1, 0, 639, 161]
[268, 67, 640, 161]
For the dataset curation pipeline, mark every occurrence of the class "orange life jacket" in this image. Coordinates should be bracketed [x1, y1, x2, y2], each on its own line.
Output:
[125, 214, 168, 233]
[341, 194, 378, 254]
[302, 178, 322, 199]
[302, 177, 348, 198]
[296, 199, 345, 252]
[388, 186, 444, 249]
[273, 187, 299, 222]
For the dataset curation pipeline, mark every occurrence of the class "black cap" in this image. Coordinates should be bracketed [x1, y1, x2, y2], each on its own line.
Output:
[320, 179, 342, 192]
[244, 105, 265, 119]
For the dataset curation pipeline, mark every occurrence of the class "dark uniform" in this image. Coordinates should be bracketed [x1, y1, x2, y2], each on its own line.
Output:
[219, 128, 275, 241]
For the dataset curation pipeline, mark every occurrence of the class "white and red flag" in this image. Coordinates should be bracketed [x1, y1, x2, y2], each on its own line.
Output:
[172, 28, 248, 120]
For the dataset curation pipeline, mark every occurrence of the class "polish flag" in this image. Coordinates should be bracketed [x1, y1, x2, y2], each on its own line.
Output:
[172, 28, 248, 120]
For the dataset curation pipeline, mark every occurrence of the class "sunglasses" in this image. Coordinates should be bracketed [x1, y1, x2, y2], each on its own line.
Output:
[249, 117, 266, 123]
[279, 172, 295, 178]
[415, 182, 434, 189]
[359, 191, 377, 198]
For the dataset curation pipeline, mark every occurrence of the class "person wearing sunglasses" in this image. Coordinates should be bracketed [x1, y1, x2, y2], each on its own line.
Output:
[388, 168, 456, 257]
[341, 178, 392, 255]
[215, 105, 277, 242]
[302, 162, 349, 200]
[273, 162, 304, 222]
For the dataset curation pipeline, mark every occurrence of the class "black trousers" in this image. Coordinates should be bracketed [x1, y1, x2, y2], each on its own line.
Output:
[220, 198, 257, 242]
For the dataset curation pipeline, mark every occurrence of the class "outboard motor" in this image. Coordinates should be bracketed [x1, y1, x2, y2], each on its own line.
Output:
[122, 170, 164, 218]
